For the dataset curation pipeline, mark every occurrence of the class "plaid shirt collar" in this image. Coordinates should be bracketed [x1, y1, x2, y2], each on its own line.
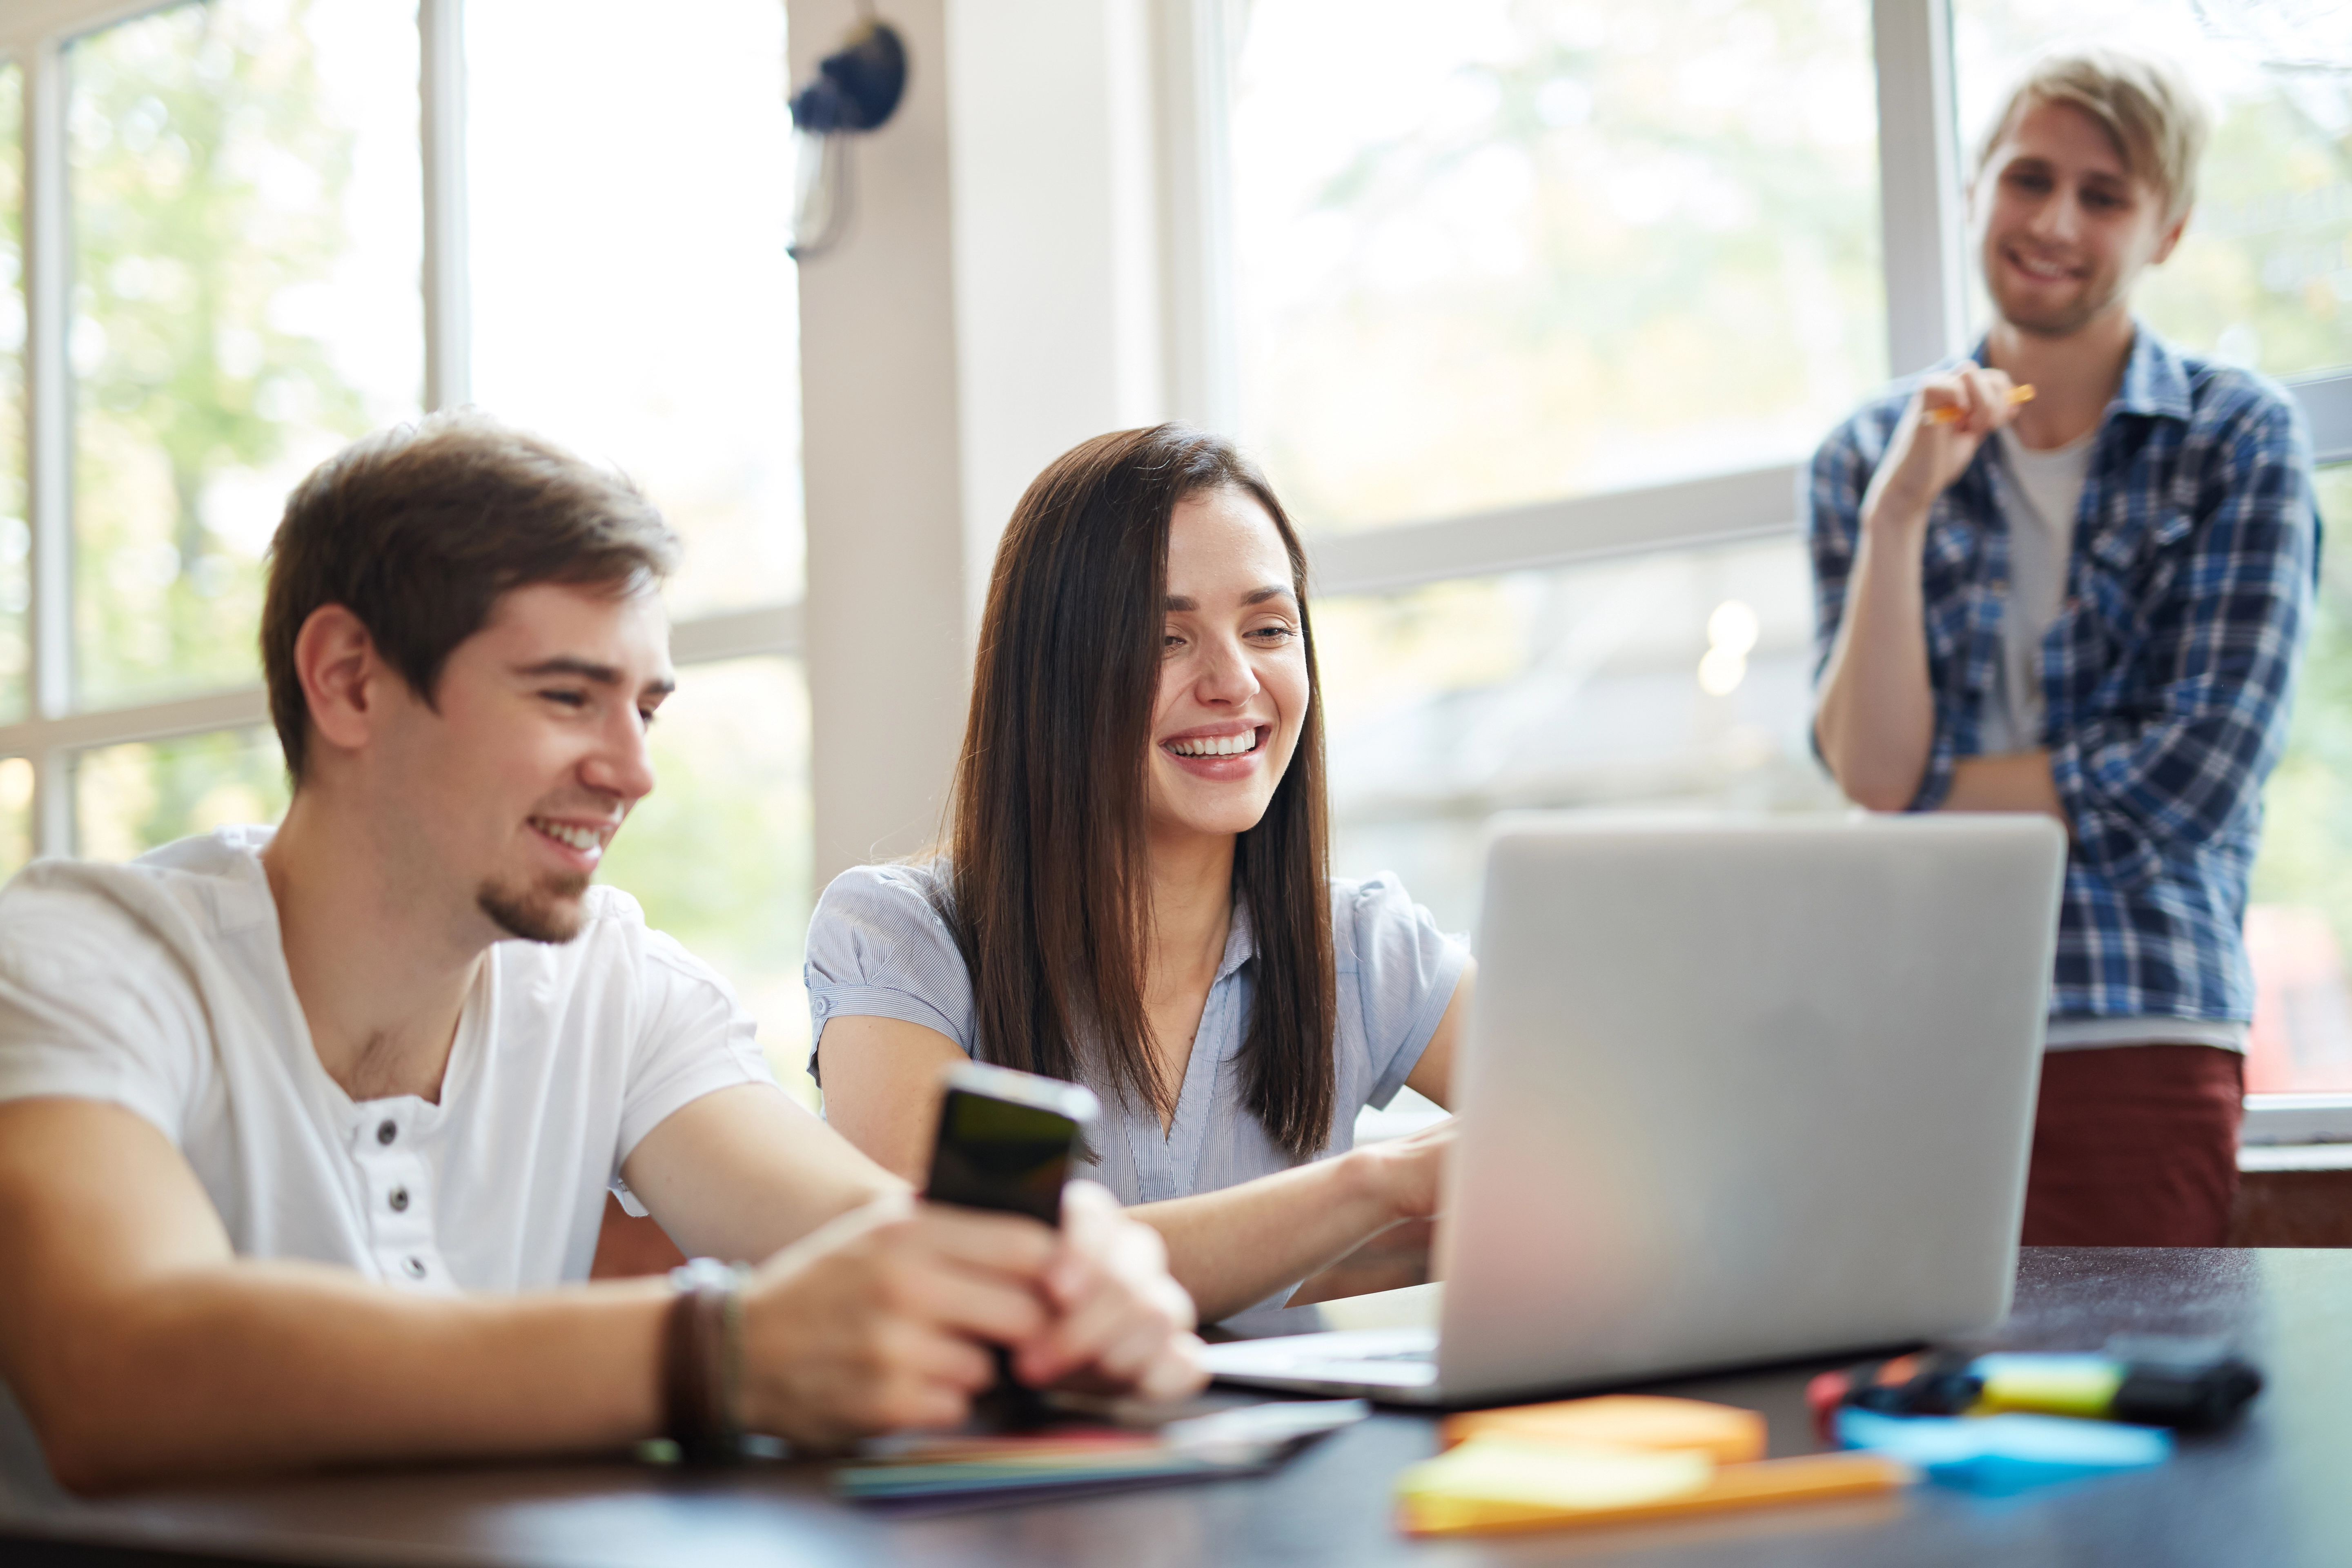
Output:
[1962, 320, 2193, 432]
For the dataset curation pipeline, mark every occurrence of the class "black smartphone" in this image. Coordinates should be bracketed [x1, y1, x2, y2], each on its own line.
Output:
[924, 1061, 1100, 1225]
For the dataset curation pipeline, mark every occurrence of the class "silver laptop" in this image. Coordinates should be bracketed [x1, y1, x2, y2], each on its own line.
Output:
[1200, 811, 2067, 1405]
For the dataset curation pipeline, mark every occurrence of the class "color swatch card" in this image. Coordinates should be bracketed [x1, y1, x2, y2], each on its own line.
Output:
[833, 1399, 1370, 1509]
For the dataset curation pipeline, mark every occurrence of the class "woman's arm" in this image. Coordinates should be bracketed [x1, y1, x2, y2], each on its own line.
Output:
[818, 970, 1469, 1324]
[1402, 960, 1473, 1108]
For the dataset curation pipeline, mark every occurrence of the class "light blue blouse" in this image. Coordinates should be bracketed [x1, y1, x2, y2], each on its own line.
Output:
[803, 860, 1468, 1211]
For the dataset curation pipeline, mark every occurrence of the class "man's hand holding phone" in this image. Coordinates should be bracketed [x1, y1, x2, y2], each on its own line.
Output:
[733, 1064, 1203, 1445]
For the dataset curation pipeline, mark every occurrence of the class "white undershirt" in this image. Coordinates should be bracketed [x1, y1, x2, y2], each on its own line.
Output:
[1981, 426, 2094, 754]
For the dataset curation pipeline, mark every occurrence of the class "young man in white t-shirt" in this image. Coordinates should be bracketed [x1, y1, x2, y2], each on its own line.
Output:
[0, 414, 1203, 1494]
[1807, 48, 2317, 1244]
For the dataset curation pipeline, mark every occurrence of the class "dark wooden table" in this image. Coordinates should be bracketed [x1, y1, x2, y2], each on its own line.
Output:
[4, 1249, 2346, 1568]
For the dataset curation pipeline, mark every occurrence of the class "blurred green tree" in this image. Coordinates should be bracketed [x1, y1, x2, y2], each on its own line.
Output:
[66, 0, 364, 852]
[70, 0, 366, 711]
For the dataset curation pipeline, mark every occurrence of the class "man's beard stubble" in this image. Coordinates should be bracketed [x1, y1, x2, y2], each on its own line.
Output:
[478, 869, 591, 944]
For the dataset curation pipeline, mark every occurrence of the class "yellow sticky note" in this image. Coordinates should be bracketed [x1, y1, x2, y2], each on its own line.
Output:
[1398, 1438, 1713, 1519]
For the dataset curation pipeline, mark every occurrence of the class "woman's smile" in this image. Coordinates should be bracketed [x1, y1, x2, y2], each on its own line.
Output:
[1161, 722, 1272, 780]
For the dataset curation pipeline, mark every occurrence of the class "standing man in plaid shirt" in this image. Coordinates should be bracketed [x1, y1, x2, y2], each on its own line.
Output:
[1807, 45, 2319, 1245]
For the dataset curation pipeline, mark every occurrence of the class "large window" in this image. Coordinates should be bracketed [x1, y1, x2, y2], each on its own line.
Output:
[467, 0, 804, 615]
[1226, 1, 2352, 1114]
[1234, 0, 1884, 532]
[1316, 539, 1835, 931]
[68, 0, 421, 711]
[0, 0, 813, 1092]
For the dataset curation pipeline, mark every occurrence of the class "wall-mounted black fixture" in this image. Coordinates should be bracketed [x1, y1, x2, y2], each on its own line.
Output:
[788, 14, 908, 261]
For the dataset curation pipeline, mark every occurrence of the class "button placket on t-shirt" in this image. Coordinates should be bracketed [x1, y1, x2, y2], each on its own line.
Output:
[349, 1109, 447, 1290]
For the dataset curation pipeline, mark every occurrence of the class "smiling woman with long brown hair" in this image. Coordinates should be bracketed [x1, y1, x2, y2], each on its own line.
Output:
[804, 425, 1472, 1322]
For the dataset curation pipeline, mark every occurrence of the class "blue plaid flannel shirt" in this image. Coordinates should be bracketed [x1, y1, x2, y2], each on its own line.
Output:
[1805, 326, 2320, 1027]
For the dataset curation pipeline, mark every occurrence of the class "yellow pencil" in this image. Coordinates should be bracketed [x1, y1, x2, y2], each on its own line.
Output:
[1926, 384, 2035, 424]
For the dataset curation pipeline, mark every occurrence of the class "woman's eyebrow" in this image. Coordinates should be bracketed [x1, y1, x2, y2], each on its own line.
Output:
[1164, 586, 1296, 611]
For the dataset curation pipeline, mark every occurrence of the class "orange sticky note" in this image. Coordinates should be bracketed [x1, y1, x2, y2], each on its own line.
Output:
[1440, 1394, 1766, 1464]
[1396, 1447, 1914, 1537]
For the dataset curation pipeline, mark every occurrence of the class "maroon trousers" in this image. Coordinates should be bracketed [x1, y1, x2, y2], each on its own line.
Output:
[2020, 1044, 2245, 1247]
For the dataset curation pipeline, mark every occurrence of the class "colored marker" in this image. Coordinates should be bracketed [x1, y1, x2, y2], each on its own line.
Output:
[1806, 1346, 2260, 1439]
[1925, 383, 2036, 424]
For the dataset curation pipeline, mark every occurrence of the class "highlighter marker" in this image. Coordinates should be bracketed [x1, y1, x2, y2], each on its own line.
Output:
[1807, 1346, 2260, 1438]
[1924, 383, 2036, 424]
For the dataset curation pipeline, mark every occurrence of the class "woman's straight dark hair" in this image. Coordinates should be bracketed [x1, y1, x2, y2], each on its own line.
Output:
[942, 424, 1336, 1159]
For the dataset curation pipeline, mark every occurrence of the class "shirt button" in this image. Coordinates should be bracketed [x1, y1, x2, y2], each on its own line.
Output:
[376, 1120, 398, 1146]
[403, 1256, 428, 1280]
[389, 1187, 410, 1213]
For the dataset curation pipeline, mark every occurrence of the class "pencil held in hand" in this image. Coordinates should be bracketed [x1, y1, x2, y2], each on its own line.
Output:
[1925, 385, 2034, 425]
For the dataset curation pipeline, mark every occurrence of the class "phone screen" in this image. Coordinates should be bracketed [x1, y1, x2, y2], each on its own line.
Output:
[923, 1065, 1098, 1226]
[926, 1091, 1078, 1225]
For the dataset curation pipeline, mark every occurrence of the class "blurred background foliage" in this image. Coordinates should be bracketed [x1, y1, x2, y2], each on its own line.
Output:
[69, 0, 367, 710]
[1235, 0, 1884, 534]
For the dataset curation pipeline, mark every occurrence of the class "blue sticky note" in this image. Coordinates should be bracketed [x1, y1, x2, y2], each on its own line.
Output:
[1837, 1408, 2170, 1496]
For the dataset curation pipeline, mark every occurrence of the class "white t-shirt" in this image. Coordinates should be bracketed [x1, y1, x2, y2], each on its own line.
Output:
[0, 826, 778, 1291]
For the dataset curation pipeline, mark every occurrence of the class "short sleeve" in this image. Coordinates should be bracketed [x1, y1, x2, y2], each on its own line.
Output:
[1334, 873, 1470, 1109]
[612, 922, 780, 1164]
[0, 873, 209, 1143]
[802, 863, 978, 1082]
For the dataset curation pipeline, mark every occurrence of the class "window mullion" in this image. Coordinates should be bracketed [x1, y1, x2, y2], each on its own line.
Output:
[421, 0, 470, 412]
[1154, 0, 1241, 437]
[1871, 0, 1969, 376]
[24, 37, 72, 855]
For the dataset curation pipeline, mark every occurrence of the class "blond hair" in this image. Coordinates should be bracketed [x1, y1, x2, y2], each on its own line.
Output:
[1975, 45, 2211, 225]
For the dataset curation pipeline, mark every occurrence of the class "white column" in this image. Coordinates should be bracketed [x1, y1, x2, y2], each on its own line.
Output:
[794, 0, 1174, 884]
[793, 0, 974, 883]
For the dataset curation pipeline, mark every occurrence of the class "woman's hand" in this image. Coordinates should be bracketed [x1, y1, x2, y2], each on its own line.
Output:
[1862, 364, 2021, 535]
[1014, 1181, 1206, 1397]
[1346, 1117, 1457, 1224]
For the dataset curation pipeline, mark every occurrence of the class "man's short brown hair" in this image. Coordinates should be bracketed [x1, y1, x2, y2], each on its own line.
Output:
[1976, 45, 2211, 226]
[261, 411, 682, 782]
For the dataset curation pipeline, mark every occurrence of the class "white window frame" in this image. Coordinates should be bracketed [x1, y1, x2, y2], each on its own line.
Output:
[1185, 0, 2352, 1137]
[0, 0, 804, 860]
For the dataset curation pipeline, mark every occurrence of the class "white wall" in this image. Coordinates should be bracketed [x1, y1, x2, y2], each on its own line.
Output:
[791, 0, 1182, 882]
[792, 0, 972, 881]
